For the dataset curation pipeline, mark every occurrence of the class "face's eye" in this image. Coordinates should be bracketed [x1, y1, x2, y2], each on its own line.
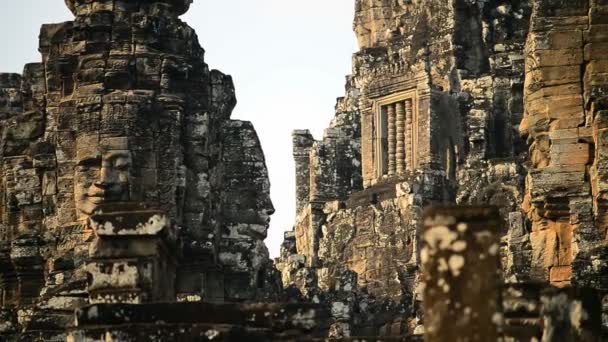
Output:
[76, 157, 101, 172]
[114, 158, 131, 171]
[74, 166, 98, 184]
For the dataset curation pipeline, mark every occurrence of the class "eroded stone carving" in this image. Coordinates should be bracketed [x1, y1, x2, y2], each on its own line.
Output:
[74, 136, 132, 218]
[0, 0, 278, 339]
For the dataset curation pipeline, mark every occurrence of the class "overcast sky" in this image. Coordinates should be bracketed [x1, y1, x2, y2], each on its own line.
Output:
[0, 1, 358, 257]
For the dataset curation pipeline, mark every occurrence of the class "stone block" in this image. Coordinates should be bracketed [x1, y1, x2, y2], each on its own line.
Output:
[585, 59, 608, 84]
[530, 228, 557, 271]
[536, 0, 589, 17]
[585, 24, 608, 42]
[549, 265, 572, 285]
[86, 259, 144, 291]
[549, 128, 580, 144]
[584, 42, 608, 61]
[528, 49, 584, 68]
[550, 143, 590, 166]
[552, 222, 574, 266]
[526, 83, 583, 103]
[590, 4, 608, 24]
[89, 209, 169, 237]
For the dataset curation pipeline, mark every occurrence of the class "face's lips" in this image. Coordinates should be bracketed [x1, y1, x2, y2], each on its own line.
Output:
[86, 196, 106, 204]
[86, 191, 124, 204]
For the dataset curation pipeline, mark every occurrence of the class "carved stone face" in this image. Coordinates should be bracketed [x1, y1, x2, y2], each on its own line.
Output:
[258, 186, 275, 227]
[74, 136, 132, 217]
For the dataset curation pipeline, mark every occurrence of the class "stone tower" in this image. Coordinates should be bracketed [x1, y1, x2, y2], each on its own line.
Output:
[0, 0, 277, 338]
[278, 0, 608, 337]
[280, 0, 530, 300]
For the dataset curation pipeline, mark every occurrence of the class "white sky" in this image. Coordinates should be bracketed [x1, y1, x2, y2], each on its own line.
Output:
[0, 0, 358, 257]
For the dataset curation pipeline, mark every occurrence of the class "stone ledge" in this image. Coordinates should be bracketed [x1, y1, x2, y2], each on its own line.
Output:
[74, 302, 328, 332]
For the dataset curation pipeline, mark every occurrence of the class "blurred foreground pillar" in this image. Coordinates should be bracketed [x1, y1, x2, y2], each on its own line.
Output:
[422, 206, 502, 342]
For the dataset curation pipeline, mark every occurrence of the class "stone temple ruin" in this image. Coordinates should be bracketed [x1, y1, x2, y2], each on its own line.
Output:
[276, 0, 608, 339]
[0, 0, 607, 341]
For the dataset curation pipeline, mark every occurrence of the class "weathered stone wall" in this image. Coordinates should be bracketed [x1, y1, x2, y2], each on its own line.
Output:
[521, 0, 608, 290]
[68, 302, 330, 341]
[455, 0, 533, 282]
[317, 182, 420, 300]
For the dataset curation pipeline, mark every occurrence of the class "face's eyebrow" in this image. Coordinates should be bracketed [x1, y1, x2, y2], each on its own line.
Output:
[113, 156, 131, 168]
[103, 150, 130, 159]
[76, 155, 101, 166]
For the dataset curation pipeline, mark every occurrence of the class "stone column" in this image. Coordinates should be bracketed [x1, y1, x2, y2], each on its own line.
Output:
[293, 130, 315, 213]
[396, 101, 406, 174]
[422, 206, 502, 342]
[387, 104, 396, 176]
[87, 205, 177, 304]
[405, 99, 413, 171]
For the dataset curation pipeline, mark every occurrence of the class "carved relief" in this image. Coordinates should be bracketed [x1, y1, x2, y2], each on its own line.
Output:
[74, 136, 131, 219]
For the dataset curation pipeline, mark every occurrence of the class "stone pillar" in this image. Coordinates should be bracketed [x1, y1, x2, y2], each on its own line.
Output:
[587, 0, 608, 231]
[405, 99, 413, 172]
[293, 130, 315, 214]
[395, 101, 406, 174]
[422, 206, 502, 342]
[86, 206, 177, 304]
[387, 104, 396, 176]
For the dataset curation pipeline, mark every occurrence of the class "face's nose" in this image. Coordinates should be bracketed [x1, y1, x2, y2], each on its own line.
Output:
[94, 165, 117, 188]
[263, 195, 275, 216]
